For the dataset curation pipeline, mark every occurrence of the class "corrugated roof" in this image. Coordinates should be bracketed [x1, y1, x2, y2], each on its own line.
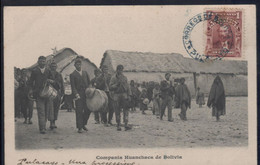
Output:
[101, 50, 247, 74]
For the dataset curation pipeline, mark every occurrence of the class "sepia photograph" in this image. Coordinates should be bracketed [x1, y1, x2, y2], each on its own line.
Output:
[4, 5, 257, 165]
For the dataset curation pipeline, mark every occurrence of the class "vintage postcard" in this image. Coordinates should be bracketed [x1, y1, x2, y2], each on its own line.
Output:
[4, 5, 256, 165]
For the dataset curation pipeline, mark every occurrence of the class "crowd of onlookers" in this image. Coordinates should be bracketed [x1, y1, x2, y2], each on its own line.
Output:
[129, 80, 177, 115]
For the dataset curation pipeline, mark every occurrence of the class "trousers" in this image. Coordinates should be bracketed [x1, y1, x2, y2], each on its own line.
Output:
[75, 97, 91, 129]
[180, 102, 188, 119]
[94, 112, 101, 122]
[94, 92, 114, 124]
[113, 94, 129, 125]
[160, 95, 173, 120]
[15, 90, 22, 118]
[36, 97, 51, 131]
[153, 98, 161, 116]
[21, 95, 34, 119]
[53, 94, 61, 120]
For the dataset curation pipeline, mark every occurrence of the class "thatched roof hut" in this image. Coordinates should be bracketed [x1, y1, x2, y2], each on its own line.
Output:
[101, 50, 247, 74]
[100, 50, 247, 96]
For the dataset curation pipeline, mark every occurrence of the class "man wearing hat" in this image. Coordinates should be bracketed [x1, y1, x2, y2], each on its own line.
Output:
[109, 65, 132, 131]
[70, 59, 91, 133]
[28, 56, 51, 134]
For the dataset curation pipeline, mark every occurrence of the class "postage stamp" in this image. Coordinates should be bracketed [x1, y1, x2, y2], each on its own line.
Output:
[183, 9, 243, 62]
[205, 10, 242, 58]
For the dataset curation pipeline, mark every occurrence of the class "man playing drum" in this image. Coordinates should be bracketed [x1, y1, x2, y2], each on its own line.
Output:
[47, 62, 64, 129]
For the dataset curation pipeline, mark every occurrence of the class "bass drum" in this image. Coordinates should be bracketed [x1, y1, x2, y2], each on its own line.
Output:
[85, 88, 108, 112]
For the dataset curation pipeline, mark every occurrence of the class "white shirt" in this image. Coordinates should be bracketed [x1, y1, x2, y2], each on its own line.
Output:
[39, 67, 45, 74]
[76, 69, 82, 76]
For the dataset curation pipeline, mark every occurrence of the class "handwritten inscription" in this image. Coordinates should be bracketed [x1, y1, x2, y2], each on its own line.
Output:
[17, 155, 182, 165]
[69, 160, 87, 164]
[91, 161, 135, 165]
[17, 158, 58, 165]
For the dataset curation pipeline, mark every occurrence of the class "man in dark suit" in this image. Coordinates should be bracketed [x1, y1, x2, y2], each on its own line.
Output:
[70, 59, 91, 133]
[28, 56, 51, 134]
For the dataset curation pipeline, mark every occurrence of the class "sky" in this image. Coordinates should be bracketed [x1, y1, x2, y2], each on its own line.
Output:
[4, 6, 254, 69]
[4, 6, 198, 68]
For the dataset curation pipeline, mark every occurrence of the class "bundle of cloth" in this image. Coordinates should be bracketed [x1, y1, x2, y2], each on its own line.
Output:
[85, 87, 108, 112]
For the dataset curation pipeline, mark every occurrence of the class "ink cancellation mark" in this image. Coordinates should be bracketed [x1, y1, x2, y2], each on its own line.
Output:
[183, 10, 242, 62]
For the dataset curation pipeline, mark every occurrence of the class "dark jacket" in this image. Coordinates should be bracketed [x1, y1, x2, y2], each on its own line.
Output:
[130, 85, 140, 99]
[109, 73, 131, 101]
[18, 76, 30, 97]
[109, 73, 130, 95]
[90, 77, 99, 89]
[91, 73, 112, 91]
[98, 73, 112, 91]
[160, 80, 175, 99]
[175, 83, 191, 108]
[28, 67, 50, 98]
[70, 70, 90, 98]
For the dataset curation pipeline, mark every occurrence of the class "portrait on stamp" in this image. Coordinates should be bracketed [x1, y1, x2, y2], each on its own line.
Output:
[205, 10, 242, 57]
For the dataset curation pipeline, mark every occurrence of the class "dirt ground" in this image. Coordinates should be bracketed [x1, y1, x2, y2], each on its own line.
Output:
[15, 97, 248, 150]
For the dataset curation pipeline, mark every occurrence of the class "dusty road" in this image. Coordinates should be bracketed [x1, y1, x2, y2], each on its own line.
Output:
[15, 97, 248, 149]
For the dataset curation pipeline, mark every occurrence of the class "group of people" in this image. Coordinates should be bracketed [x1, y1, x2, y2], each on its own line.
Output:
[14, 56, 133, 134]
[15, 57, 64, 133]
[90, 64, 132, 131]
[128, 73, 192, 122]
[128, 73, 226, 122]
[14, 55, 226, 134]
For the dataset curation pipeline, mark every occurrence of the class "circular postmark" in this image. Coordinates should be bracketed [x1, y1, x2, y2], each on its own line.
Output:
[183, 11, 242, 62]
